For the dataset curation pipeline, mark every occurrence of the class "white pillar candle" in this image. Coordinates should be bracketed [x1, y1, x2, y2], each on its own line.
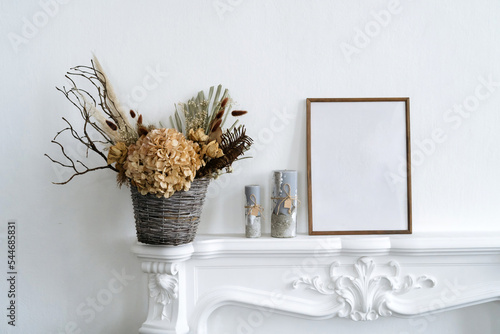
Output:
[245, 185, 262, 238]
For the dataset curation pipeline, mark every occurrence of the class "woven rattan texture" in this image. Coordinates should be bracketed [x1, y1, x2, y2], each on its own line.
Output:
[131, 178, 211, 245]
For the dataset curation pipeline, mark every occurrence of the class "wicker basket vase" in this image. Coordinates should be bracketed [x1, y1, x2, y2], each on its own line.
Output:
[130, 177, 211, 246]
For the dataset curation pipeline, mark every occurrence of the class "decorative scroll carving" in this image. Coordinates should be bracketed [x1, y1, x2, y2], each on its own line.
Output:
[148, 273, 179, 321]
[293, 257, 436, 321]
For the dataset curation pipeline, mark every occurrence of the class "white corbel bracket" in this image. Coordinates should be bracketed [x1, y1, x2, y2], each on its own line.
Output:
[133, 243, 194, 334]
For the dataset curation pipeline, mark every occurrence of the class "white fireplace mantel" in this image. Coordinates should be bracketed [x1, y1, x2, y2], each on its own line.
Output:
[132, 232, 500, 334]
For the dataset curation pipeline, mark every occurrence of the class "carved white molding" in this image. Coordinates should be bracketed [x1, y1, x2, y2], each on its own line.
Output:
[142, 261, 180, 275]
[132, 233, 500, 334]
[293, 257, 436, 321]
[148, 273, 179, 321]
[132, 253, 191, 334]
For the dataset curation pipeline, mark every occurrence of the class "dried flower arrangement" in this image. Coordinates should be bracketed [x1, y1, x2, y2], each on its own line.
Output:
[46, 56, 253, 198]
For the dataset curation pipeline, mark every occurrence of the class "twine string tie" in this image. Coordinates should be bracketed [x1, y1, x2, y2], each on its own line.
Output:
[244, 194, 263, 216]
[271, 183, 300, 214]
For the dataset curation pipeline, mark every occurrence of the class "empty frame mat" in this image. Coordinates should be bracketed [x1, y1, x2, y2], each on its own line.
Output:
[307, 98, 411, 235]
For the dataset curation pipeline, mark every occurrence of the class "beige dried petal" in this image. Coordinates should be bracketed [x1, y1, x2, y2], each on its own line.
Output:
[201, 140, 224, 159]
[124, 128, 202, 197]
[107, 142, 128, 165]
[188, 128, 209, 142]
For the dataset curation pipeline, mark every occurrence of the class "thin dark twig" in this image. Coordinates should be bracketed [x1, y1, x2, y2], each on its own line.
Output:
[47, 59, 134, 185]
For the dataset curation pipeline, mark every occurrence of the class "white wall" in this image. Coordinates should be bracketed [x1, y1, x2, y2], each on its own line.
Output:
[1, 0, 499, 333]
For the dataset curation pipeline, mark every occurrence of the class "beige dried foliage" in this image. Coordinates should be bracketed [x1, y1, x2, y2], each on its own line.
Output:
[188, 128, 209, 142]
[107, 142, 128, 165]
[124, 128, 202, 198]
[201, 140, 224, 159]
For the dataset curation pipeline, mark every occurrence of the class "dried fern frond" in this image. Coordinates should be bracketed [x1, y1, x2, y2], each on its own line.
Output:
[197, 125, 253, 177]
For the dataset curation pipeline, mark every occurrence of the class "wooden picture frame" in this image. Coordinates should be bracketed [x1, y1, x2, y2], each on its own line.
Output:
[307, 98, 412, 235]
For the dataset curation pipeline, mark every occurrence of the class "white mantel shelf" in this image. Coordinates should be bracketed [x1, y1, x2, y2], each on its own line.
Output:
[132, 232, 500, 334]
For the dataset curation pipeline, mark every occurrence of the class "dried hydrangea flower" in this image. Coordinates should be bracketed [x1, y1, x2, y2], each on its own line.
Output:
[124, 128, 202, 198]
